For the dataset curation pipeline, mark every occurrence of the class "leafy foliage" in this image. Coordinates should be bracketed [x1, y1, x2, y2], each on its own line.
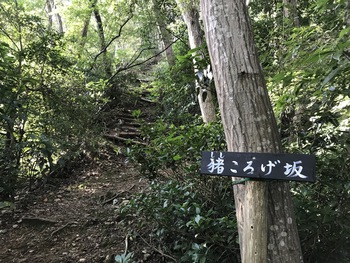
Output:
[151, 59, 200, 124]
[114, 252, 135, 263]
[124, 116, 241, 261]
[120, 180, 239, 262]
[251, 0, 350, 261]
[128, 120, 225, 179]
[0, 1, 107, 199]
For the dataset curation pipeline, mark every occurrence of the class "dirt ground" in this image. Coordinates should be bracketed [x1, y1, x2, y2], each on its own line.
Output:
[0, 95, 164, 263]
[0, 152, 160, 263]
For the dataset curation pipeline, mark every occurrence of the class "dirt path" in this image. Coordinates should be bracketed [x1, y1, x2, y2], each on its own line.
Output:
[0, 153, 151, 263]
[0, 94, 160, 263]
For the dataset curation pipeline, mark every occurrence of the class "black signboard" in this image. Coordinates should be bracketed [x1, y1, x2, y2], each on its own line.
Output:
[201, 151, 316, 182]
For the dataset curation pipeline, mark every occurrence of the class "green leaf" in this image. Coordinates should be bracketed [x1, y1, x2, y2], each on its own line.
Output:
[338, 28, 350, 40]
[272, 72, 287, 82]
[167, 135, 184, 142]
[0, 201, 15, 209]
[195, 214, 202, 225]
[173, 155, 182, 161]
[192, 242, 200, 250]
[163, 200, 168, 208]
[320, 67, 340, 88]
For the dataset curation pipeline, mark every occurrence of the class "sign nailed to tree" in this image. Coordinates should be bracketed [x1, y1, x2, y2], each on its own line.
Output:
[201, 151, 316, 182]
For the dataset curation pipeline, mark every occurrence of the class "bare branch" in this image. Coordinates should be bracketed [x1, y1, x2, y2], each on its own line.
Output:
[125, 46, 157, 69]
[107, 36, 182, 84]
[137, 233, 177, 261]
[90, 8, 134, 69]
[0, 27, 19, 51]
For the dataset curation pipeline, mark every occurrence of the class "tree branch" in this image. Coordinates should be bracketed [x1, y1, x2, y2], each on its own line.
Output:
[89, 8, 134, 70]
[107, 36, 182, 84]
[0, 27, 19, 51]
[137, 233, 177, 262]
[125, 46, 157, 69]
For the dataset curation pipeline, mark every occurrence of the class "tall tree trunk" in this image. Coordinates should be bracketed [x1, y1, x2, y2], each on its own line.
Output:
[201, 0, 303, 262]
[176, 1, 216, 123]
[152, 0, 176, 67]
[91, 0, 112, 77]
[345, 0, 350, 26]
[56, 11, 64, 33]
[82, 19, 90, 39]
[80, 17, 91, 48]
[46, 0, 53, 30]
[283, 0, 300, 27]
[45, 0, 64, 33]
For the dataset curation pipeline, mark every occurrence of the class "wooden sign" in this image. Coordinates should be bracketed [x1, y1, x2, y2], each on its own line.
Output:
[201, 151, 316, 182]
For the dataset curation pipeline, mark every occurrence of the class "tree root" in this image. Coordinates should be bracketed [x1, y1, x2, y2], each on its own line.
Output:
[51, 221, 78, 237]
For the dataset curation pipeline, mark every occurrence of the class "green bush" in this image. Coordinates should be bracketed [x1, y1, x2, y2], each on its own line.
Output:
[128, 119, 225, 180]
[123, 118, 241, 261]
[290, 125, 350, 262]
[151, 62, 199, 125]
[150, 42, 214, 125]
[0, 4, 107, 199]
[120, 180, 239, 263]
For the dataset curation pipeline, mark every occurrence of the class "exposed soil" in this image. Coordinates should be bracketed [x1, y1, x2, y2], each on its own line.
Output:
[0, 92, 163, 263]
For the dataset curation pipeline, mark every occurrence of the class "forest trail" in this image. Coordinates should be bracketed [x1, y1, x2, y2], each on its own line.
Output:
[0, 92, 161, 263]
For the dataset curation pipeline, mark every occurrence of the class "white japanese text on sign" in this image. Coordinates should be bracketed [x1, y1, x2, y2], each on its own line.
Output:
[201, 151, 316, 182]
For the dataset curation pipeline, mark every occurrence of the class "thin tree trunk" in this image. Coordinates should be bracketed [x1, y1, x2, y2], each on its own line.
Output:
[80, 17, 91, 48]
[46, 0, 53, 30]
[283, 0, 300, 27]
[82, 19, 90, 39]
[90, 0, 111, 77]
[56, 12, 64, 33]
[201, 0, 303, 262]
[345, 0, 350, 26]
[45, 0, 64, 33]
[152, 0, 176, 67]
[177, 1, 216, 123]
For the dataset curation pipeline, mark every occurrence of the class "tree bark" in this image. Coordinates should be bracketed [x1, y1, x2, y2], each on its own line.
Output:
[345, 0, 350, 26]
[90, 0, 112, 77]
[152, 0, 176, 67]
[81, 19, 90, 39]
[79, 16, 91, 50]
[46, 0, 53, 30]
[45, 0, 64, 33]
[283, 0, 300, 27]
[56, 10, 64, 33]
[177, 1, 217, 123]
[201, 0, 303, 262]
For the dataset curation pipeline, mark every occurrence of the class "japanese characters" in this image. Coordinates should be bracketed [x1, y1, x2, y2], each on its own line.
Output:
[202, 151, 315, 182]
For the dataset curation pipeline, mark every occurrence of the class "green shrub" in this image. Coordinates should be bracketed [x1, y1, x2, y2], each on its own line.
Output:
[0, 4, 107, 199]
[120, 180, 239, 263]
[290, 125, 350, 263]
[123, 119, 240, 262]
[128, 119, 225, 180]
